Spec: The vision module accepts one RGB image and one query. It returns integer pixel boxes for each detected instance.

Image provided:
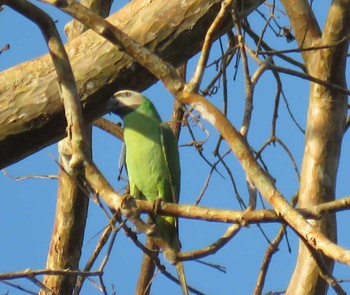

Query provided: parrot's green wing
[160,123,188,295]
[159,122,181,241]
[151,122,179,248]
[160,123,180,204]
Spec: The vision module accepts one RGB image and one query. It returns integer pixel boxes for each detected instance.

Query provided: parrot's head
[108,90,145,117]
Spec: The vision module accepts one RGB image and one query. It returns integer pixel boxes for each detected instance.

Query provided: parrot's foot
[120,193,134,209]
[119,194,142,221]
[153,198,163,214]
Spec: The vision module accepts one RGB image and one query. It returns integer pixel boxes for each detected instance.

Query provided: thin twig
[256,136,300,181]
[253,225,286,294]
[0,43,10,55]
[242,22,306,72]
[245,45,350,95]
[232,3,253,137]
[74,215,120,295]
[257,36,350,56]
[0,269,102,280]
[2,169,58,180]
[179,224,241,261]
[94,117,124,140]
[215,149,246,209]
[190,0,234,91]
[0,280,37,295]
[202,33,237,96]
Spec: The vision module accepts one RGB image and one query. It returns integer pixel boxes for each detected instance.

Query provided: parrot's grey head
[108,90,145,116]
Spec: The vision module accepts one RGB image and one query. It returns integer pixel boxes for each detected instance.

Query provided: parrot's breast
[124,117,171,201]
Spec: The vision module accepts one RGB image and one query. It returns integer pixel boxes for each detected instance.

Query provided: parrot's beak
[107,94,132,117]
[107,95,121,115]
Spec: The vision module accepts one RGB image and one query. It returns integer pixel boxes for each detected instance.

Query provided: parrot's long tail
[176,261,189,295]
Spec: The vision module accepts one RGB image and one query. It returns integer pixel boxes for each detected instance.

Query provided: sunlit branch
[41,0,183,93]
[2,169,58,180]
[133,195,350,224]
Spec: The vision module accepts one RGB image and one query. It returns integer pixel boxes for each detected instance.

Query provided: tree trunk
[282,0,350,293]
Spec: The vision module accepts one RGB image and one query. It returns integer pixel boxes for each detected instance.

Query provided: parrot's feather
[117,143,126,181]
[176,260,189,295]
[160,122,180,204]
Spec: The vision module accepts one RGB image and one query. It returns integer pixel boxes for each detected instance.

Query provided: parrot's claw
[153,198,163,214]
[119,194,140,219]
[120,194,132,208]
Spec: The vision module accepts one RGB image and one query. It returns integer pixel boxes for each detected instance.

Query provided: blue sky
[1,1,350,294]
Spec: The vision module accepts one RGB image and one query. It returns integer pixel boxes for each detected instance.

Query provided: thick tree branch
[0,0,238,168]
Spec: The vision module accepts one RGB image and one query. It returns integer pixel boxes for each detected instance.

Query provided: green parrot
[109,90,188,295]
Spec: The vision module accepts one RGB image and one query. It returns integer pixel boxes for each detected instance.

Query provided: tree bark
[281,0,350,294]
[0,0,240,169]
